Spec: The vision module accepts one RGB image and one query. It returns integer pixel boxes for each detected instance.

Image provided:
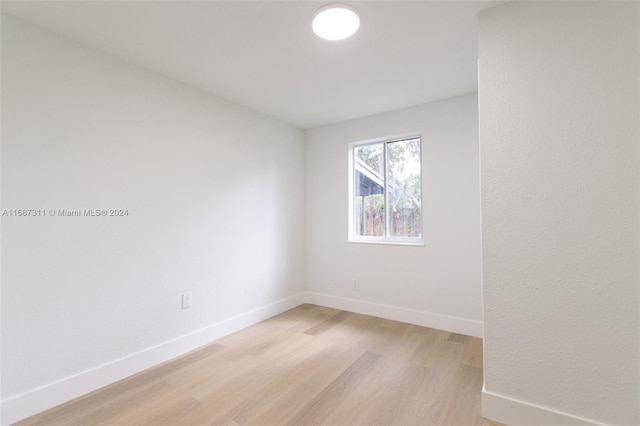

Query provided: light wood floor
[17,304,503,426]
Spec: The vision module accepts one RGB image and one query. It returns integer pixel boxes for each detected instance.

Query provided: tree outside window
[351,137,422,243]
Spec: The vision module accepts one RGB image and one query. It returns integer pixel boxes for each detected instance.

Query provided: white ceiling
[2,1,503,129]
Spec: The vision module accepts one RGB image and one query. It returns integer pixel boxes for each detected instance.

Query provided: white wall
[479,2,639,425]
[1,14,305,422]
[305,94,482,335]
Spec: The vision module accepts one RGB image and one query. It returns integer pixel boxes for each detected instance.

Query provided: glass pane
[354,143,384,236]
[387,138,421,238]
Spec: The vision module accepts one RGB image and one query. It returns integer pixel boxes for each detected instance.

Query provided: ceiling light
[312,4,360,41]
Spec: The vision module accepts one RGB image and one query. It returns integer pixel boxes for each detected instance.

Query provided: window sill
[348,239,425,247]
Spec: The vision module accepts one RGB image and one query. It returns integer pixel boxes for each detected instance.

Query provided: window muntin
[350,137,423,244]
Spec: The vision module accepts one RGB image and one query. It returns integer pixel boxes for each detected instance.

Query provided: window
[349,136,423,244]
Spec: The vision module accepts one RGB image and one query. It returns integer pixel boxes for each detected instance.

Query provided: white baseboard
[304,292,483,338]
[482,385,604,426]
[0,293,305,426]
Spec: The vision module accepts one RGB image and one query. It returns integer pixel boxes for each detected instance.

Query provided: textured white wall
[480,2,639,425]
[305,94,482,325]
[1,15,304,400]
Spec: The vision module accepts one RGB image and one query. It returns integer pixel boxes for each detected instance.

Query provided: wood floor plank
[309,354,414,426]
[362,363,444,425]
[365,319,430,363]
[448,332,469,344]
[261,304,337,332]
[16,305,502,426]
[284,351,383,426]
[16,380,171,426]
[409,328,465,369]
[96,388,201,426]
[303,310,353,336]
[462,336,484,368]
[437,364,485,426]
[213,341,363,425]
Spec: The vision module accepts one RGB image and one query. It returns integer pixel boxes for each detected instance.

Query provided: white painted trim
[482,385,605,426]
[304,292,483,338]
[0,293,305,426]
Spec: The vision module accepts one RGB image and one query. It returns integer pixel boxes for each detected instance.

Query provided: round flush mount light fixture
[312,4,360,41]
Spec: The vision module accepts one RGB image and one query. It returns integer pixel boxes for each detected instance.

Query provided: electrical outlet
[182,292,192,309]
[352,279,360,291]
